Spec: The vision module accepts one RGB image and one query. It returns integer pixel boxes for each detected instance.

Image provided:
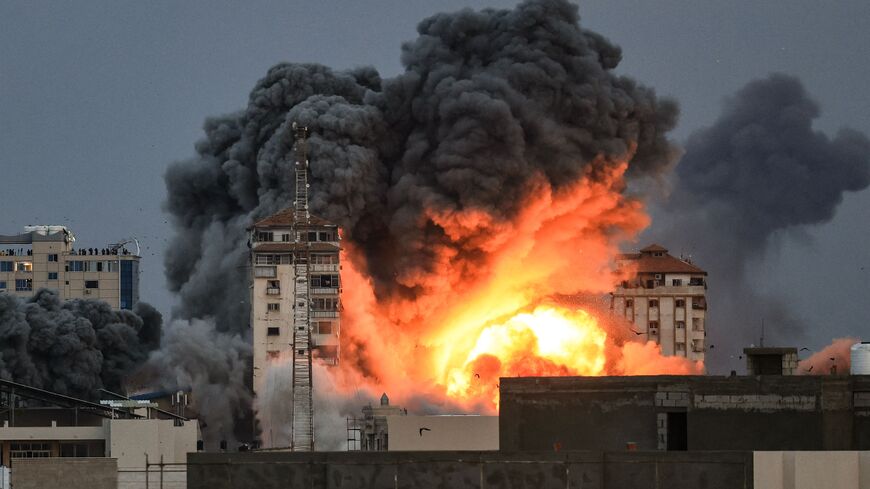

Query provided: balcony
[311,287,340,295]
[266,288,281,295]
[311,310,339,318]
[615,285,706,297]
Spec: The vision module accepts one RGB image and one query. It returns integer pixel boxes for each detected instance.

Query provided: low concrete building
[744,347,800,375]
[500,375,870,452]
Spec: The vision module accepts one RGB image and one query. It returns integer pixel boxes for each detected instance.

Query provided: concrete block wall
[693,394,817,411]
[11,457,117,489]
[187,451,753,489]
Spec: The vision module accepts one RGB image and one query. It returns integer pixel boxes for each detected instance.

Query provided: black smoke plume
[0,289,162,398]
[652,73,870,370]
[160,0,678,439]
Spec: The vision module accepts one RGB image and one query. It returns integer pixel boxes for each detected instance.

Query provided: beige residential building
[611,244,707,362]
[249,208,341,395]
[0,226,139,310]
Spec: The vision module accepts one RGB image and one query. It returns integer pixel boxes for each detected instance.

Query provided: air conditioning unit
[654,274,662,280]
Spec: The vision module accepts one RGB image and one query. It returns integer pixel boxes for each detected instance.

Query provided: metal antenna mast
[290,122,314,451]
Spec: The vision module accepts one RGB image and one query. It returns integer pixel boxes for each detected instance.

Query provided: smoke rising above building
[651,74,870,369]
[0,289,161,398]
[160,0,680,438]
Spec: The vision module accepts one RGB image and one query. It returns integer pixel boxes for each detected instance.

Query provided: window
[96,261,103,272]
[649,299,659,308]
[311,274,339,288]
[85,280,99,289]
[676,342,686,351]
[107,261,118,272]
[691,297,707,310]
[60,443,89,457]
[317,321,334,334]
[297,349,305,356]
[675,299,685,308]
[672,279,682,286]
[648,321,659,333]
[15,279,32,291]
[267,303,280,312]
[254,266,277,278]
[0,261,12,272]
[48,272,58,280]
[48,254,58,262]
[0,281,6,289]
[10,442,51,459]
[16,262,32,272]
[312,297,339,311]
[67,261,84,272]
[256,231,274,242]
[625,299,634,308]
[256,254,289,265]
[281,233,291,242]
[689,277,705,286]
[692,318,704,331]
[676,321,685,329]
[267,327,280,336]
[319,231,335,241]
[311,254,338,265]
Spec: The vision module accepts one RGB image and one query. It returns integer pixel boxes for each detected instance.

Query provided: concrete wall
[187,450,753,489]
[754,451,870,489]
[386,415,498,451]
[501,376,870,452]
[11,457,117,489]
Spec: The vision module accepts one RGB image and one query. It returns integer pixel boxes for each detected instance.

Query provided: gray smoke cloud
[160,0,678,440]
[0,289,161,398]
[651,73,870,370]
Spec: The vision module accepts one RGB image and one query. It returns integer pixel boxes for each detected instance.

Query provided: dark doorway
[667,412,688,451]
[752,355,784,375]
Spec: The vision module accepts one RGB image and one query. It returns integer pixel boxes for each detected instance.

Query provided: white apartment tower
[611,244,707,362]
[249,123,340,451]
[0,226,140,310]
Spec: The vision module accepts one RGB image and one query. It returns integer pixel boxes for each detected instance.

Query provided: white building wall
[753,451,870,489]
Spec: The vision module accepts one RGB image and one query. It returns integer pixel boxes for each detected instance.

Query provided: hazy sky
[2,1,868,354]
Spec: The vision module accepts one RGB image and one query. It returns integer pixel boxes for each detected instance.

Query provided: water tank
[850,342,870,375]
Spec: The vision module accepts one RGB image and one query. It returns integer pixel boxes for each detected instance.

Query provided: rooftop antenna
[760,318,765,347]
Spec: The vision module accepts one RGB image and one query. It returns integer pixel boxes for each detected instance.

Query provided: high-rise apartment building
[611,244,707,362]
[249,208,341,392]
[0,226,139,310]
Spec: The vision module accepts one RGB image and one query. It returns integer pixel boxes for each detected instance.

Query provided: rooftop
[618,243,706,275]
[252,207,336,228]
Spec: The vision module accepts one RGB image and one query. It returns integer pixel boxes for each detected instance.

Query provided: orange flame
[330,161,704,412]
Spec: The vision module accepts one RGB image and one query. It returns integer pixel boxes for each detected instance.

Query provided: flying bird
[629,328,645,336]
[807,366,814,372]
[419,427,431,436]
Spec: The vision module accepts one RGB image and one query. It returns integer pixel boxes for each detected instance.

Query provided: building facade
[0,226,139,310]
[611,244,707,362]
[249,208,341,396]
